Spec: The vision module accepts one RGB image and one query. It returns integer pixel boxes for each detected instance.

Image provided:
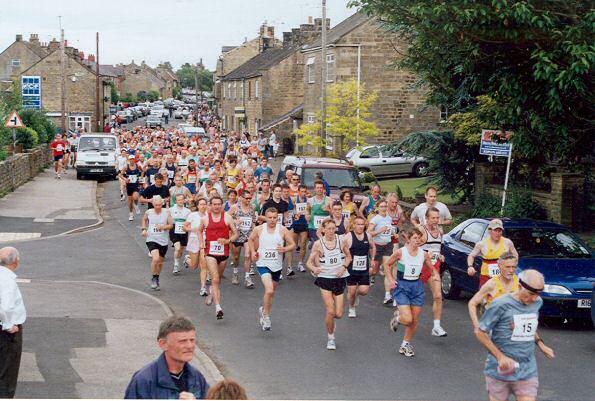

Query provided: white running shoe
[199,287,208,297]
[348,307,357,318]
[431,326,448,337]
[245,276,255,288]
[249,267,256,275]
[286,267,295,277]
[173,265,180,275]
[120,193,125,201]
[184,255,190,269]
[232,272,240,285]
[128,213,134,221]
[259,306,266,329]
[326,338,336,350]
[383,293,393,305]
[263,316,271,331]
[298,262,306,272]
[399,343,415,357]
[135,204,141,214]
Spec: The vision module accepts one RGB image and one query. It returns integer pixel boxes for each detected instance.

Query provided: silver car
[346,144,428,178]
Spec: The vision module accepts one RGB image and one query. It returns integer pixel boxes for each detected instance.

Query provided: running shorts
[374,243,393,261]
[314,277,346,296]
[126,184,140,196]
[393,279,425,306]
[147,241,168,257]
[257,266,282,282]
[485,376,538,400]
[169,232,188,246]
[346,274,370,287]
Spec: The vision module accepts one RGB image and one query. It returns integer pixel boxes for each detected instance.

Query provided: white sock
[328,333,335,340]
[174,258,180,267]
[434,320,441,329]
[385,291,391,298]
[233,268,239,274]
[245,272,250,278]
[215,304,222,311]
[401,340,409,348]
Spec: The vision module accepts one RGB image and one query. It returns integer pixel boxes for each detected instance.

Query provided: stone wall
[303,18,440,146]
[0,144,52,195]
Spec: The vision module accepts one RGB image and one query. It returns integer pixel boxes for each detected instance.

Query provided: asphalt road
[9,117,595,400]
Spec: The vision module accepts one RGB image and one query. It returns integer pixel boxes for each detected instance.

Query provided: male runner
[169,193,191,275]
[140,173,170,209]
[50,133,67,179]
[358,184,382,217]
[141,196,173,290]
[116,149,129,201]
[410,186,453,226]
[306,181,332,243]
[229,190,256,288]
[250,207,295,330]
[122,155,142,221]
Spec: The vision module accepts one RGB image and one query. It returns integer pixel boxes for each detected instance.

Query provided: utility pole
[95,32,101,132]
[194,63,199,127]
[60,18,66,133]
[320,0,328,156]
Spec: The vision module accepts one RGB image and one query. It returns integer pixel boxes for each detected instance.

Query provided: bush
[394,184,403,200]
[360,171,376,184]
[16,127,38,150]
[0,146,7,161]
[473,189,547,220]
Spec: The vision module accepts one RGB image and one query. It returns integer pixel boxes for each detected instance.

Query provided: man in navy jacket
[125,316,209,399]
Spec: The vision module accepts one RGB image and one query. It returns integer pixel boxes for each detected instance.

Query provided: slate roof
[221,46,237,53]
[82,61,124,77]
[302,12,369,51]
[223,46,297,80]
[261,103,303,131]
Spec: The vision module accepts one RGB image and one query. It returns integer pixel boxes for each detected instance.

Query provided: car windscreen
[78,137,116,151]
[505,227,592,259]
[303,167,361,190]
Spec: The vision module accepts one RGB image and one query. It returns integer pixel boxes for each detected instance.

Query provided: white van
[75,133,119,180]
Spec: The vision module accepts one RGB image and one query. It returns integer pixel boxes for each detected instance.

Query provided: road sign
[22,75,42,110]
[4,110,25,129]
[480,129,512,157]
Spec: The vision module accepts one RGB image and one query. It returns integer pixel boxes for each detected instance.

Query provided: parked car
[346,144,428,178]
[440,218,594,321]
[116,110,133,124]
[146,115,162,128]
[276,156,375,207]
[174,108,184,119]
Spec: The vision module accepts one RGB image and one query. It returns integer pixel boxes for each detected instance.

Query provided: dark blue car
[441,218,594,321]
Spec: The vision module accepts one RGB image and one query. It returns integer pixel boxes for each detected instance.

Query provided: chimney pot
[16,34,23,42]
[308,16,313,24]
[88,54,96,62]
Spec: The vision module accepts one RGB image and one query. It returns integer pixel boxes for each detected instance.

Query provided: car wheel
[413,162,429,177]
[441,265,461,300]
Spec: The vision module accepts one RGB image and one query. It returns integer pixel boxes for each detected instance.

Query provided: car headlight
[543,284,572,295]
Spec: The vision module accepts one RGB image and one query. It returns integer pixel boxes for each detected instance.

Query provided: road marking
[16,278,31,283]
[18,352,45,382]
[33,218,55,223]
[0,232,41,241]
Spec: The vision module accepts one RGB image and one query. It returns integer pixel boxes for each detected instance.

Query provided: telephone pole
[95,32,101,132]
[60,19,66,133]
[320,0,328,156]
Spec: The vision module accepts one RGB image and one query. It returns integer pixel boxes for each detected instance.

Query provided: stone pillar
[474,162,498,204]
[551,172,585,230]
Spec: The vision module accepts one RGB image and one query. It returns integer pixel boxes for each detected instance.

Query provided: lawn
[376,177,459,204]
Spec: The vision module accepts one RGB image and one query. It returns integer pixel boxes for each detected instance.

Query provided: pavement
[0,168,99,241]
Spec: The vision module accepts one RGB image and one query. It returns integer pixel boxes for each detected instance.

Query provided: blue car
[441,218,594,321]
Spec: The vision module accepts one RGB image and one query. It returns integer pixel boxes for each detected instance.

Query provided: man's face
[408,233,422,247]
[354,219,365,233]
[155,178,164,187]
[372,186,381,197]
[241,192,252,204]
[282,188,289,199]
[273,187,282,200]
[388,198,398,210]
[490,228,503,241]
[211,199,222,213]
[262,181,270,192]
[176,195,185,207]
[425,189,437,205]
[427,211,440,226]
[323,222,336,236]
[159,330,197,364]
[315,184,324,196]
[266,211,278,227]
[378,202,387,213]
[499,259,517,281]
[262,159,268,168]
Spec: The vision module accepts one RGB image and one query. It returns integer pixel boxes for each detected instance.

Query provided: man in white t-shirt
[410,186,453,226]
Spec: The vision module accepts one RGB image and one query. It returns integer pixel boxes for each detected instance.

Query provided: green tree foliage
[295,80,379,156]
[137,91,148,102]
[120,92,136,103]
[16,127,38,149]
[400,131,475,202]
[173,85,181,100]
[148,90,160,102]
[110,82,119,104]
[19,109,52,144]
[350,0,594,166]
[175,63,214,91]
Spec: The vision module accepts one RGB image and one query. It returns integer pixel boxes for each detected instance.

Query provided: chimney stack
[79,51,85,60]
[29,34,40,45]
[314,18,331,32]
[259,23,275,52]
[88,54,96,62]
[48,38,60,51]
[16,34,23,42]
[308,16,313,24]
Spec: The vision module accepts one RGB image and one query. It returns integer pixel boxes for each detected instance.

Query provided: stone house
[219,21,324,137]
[0,34,48,82]
[155,63,178,99]
[19,43,112,132]
[118,61,167,99]
[302,12,440,147]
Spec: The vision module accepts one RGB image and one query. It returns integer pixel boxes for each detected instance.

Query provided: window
[240,82,244,100]
[307,115,316,124]
[440,105,449,122]
[10,59,20,68]
[255,80,260,99]
[223,84,226,99]
[68,115,91,133]
[227,83,231,100]
[248,81,252,99]
[459,222,487,248]
[233,82,237,100]
[326,54,335,82]
[360,147,380,159]
[307,57,315,83]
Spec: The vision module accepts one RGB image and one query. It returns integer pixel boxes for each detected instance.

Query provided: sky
[0,0,355,71]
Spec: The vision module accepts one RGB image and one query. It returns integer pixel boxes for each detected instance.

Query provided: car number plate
[577,299,591,308]
[90,169,103,173]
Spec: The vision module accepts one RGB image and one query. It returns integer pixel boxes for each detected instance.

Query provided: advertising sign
[480,129,512,157]
[21,75,42,110]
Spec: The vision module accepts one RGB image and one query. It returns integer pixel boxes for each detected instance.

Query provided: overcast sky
[0,0,355,71]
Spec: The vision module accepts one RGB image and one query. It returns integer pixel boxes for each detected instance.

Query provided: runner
[307,220,352,350]
[184,198,210,296]
[475,269,555,401]
[339,190,360,222]
[50,133,67,179]
[386,192,404,251]
[197,196,239,319]
[280,184,296,276]
[249,207,296,330]
[307,181,332,243]
[169,175,192,207]
[386,227,434,357]
[140,173,170,209]
[410,186,453,226]
[229,191,257,288]
[169,193,191,275]
[116,149,129,201]
[358,184,382,217]
[468,252,520,329]
[122,155,142,221]
[368,199,396,296]
[291,184,309,272]
[467,219,519,287]
[343,216,375,318]
[141,196,173,291]
[418,206,447,337]
[185,159,199,194]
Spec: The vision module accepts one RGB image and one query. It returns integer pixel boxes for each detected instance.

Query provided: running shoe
[173,265,180,275]
[245,276,255,288]
[348,307,357,318]
[279,273,284,281]
[249,266,256,275]
[287,267,295,277]
[389,309,400,333]
[326,338,336,350]
[128,214,134,221]
[431,326,448,337]
[216,308,224,320]
[370,276,375,286]
[298,262,306,272]
[135,204,141,214]
[120,193,125,201]
[258,306,265,328]
[184,255,190,269]
[383,293,393,305]
[263,316,271,331]
[399,343,415,357]
[206,277,211,285]
[199,287,208,297]
[150,277,160,291]
[57,174,61,179]
[232,272,240,285]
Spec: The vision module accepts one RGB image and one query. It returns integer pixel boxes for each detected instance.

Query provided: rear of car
[146,116,162,128]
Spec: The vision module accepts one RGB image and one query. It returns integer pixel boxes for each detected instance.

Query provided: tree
[137,91,148,102]
[120,92,136,103]
[175,63,214,91]
[148,90,160,102]
[350,0,594,166]
[110,82,119,104]
[295,80,379,156]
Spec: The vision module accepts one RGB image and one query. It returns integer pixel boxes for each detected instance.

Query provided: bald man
[0,247,26,398]
[475,269,555,401]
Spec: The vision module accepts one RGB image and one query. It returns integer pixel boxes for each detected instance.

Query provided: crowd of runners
[84,105,555,400]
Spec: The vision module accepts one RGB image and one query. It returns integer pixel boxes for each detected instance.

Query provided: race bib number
[314,215,326,229]
[149,175,156,185]
[251,152,257,158]
[174,222,185,234]
[379,225,392,242]
[325,249,343,269]
[352,255,368,271]
[511,313,538,342]
[228,176,236,183]
[148,224,162,234]
[187,175,197,184]
[56,144,63,151]
[296,203,307,214]
[263,248,278,261]
[285,212,293,227]
[128,175,138,184]
[430,252,440,265]
[239,216,253,230]
[209,241,224,256]
[488,263,500,277]
[168,170,175,179]
[342,211,351,221]
[403,261,423,280]
[277,214,284,225]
